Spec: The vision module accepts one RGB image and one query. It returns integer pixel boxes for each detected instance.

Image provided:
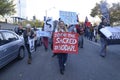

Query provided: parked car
[0,30,25,69]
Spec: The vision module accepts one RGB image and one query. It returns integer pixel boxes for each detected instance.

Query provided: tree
[90,3,101,17]
[0,0,16,16]
[110,3,120,25]
[21,19,44,28]
[90,1,120,25]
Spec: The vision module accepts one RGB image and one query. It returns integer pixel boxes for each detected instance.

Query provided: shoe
[28,58,31,64]
[100,55,106,58]
[63,66,65,71]
[60,69,64,75]
[80,46,83,48]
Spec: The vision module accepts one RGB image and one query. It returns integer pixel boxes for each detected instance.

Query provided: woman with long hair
[56,21,68,75]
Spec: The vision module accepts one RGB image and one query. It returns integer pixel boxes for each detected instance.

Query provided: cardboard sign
[28,38,35,53]
[59,11,78,25]
[37,31,51,38]
[100,1,110,23]
[53,32,79,54]
[44,17,53,32]
[100,26,120,39]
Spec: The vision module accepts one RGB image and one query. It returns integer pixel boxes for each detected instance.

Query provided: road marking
[85,39,100,47]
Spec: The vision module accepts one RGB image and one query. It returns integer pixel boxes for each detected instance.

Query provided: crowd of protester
[11,16,110,75]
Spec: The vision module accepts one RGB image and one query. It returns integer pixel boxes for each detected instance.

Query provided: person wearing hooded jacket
[98,17,110,57]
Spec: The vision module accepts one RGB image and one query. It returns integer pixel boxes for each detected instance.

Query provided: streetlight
[18,0,21,18]
[45,7,55,19]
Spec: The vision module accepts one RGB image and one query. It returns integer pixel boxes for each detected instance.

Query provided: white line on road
[85,39,101,47]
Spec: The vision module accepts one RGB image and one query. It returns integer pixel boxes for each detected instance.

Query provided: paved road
[0,39,120,80]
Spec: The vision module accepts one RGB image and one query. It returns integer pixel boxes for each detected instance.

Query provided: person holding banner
[98,17,109,57]
[23,24,35,64]
[56,21,68,75]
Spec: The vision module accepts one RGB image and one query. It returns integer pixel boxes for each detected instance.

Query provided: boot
[60,69,64,75]
[28,58,31,64]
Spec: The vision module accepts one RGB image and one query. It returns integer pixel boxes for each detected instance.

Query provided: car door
[0,32,6,68]
[1,31,19,66]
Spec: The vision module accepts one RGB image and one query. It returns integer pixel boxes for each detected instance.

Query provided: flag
[85,16,88,23]
[76,14,79,22]
[100,1,110,24]
[84,16,88,26]
[84,16,91,27]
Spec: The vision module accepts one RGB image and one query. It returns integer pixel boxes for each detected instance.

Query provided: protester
[33,26,37,51]
[42,24,49,51]
[14,23,24,36]
[43,37,48,51]
[94,25,98,42]
[98,17,109,57]
[54,21,68,75]
[79,23,85,48]
[23,24,35,64]
[76,23,84,48]
[89,25,94,41]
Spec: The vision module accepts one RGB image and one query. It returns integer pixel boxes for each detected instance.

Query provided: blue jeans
[100,38,107,56]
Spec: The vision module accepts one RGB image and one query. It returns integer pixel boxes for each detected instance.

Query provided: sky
[22,0,119,22]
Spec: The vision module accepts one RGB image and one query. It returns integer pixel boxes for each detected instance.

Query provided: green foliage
[90,1,120,26]
[0,0,16,16]
[90,3,101,17]
[21,20,44,28]
[110,3,120,25]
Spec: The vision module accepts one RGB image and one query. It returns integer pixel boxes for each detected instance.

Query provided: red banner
[53,32,79,54]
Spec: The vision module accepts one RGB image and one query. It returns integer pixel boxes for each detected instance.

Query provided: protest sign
[44,17,53,32]
[100,26,120,39]
[28,38,35,53]
[100,1,110,23]
[100,26,120,45]
[59,11,78,25]
[53,32,79,54]
[37,31,51,38]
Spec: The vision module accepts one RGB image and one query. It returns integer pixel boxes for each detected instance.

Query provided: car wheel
[18,47,25,59]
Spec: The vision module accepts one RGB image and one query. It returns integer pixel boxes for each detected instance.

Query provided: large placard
[53,32,79,54]
[59,11,78,25]
[100,26,120,39]
[44,17,53,32]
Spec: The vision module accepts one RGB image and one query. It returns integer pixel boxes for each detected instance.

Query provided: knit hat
[26,24,31,28]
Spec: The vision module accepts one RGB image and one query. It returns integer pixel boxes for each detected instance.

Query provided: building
[14,0,27,19]
[12,0,27,23]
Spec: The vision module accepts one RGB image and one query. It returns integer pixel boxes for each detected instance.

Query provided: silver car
[0,30,25,69]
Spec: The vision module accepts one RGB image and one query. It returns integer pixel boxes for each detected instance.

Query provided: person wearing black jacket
[76,24,84,48]
[23,24,35,64]
[15,23,24,36]
[98,17,109,57]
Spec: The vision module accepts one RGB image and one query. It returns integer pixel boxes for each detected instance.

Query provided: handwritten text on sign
[53,32,79,54]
